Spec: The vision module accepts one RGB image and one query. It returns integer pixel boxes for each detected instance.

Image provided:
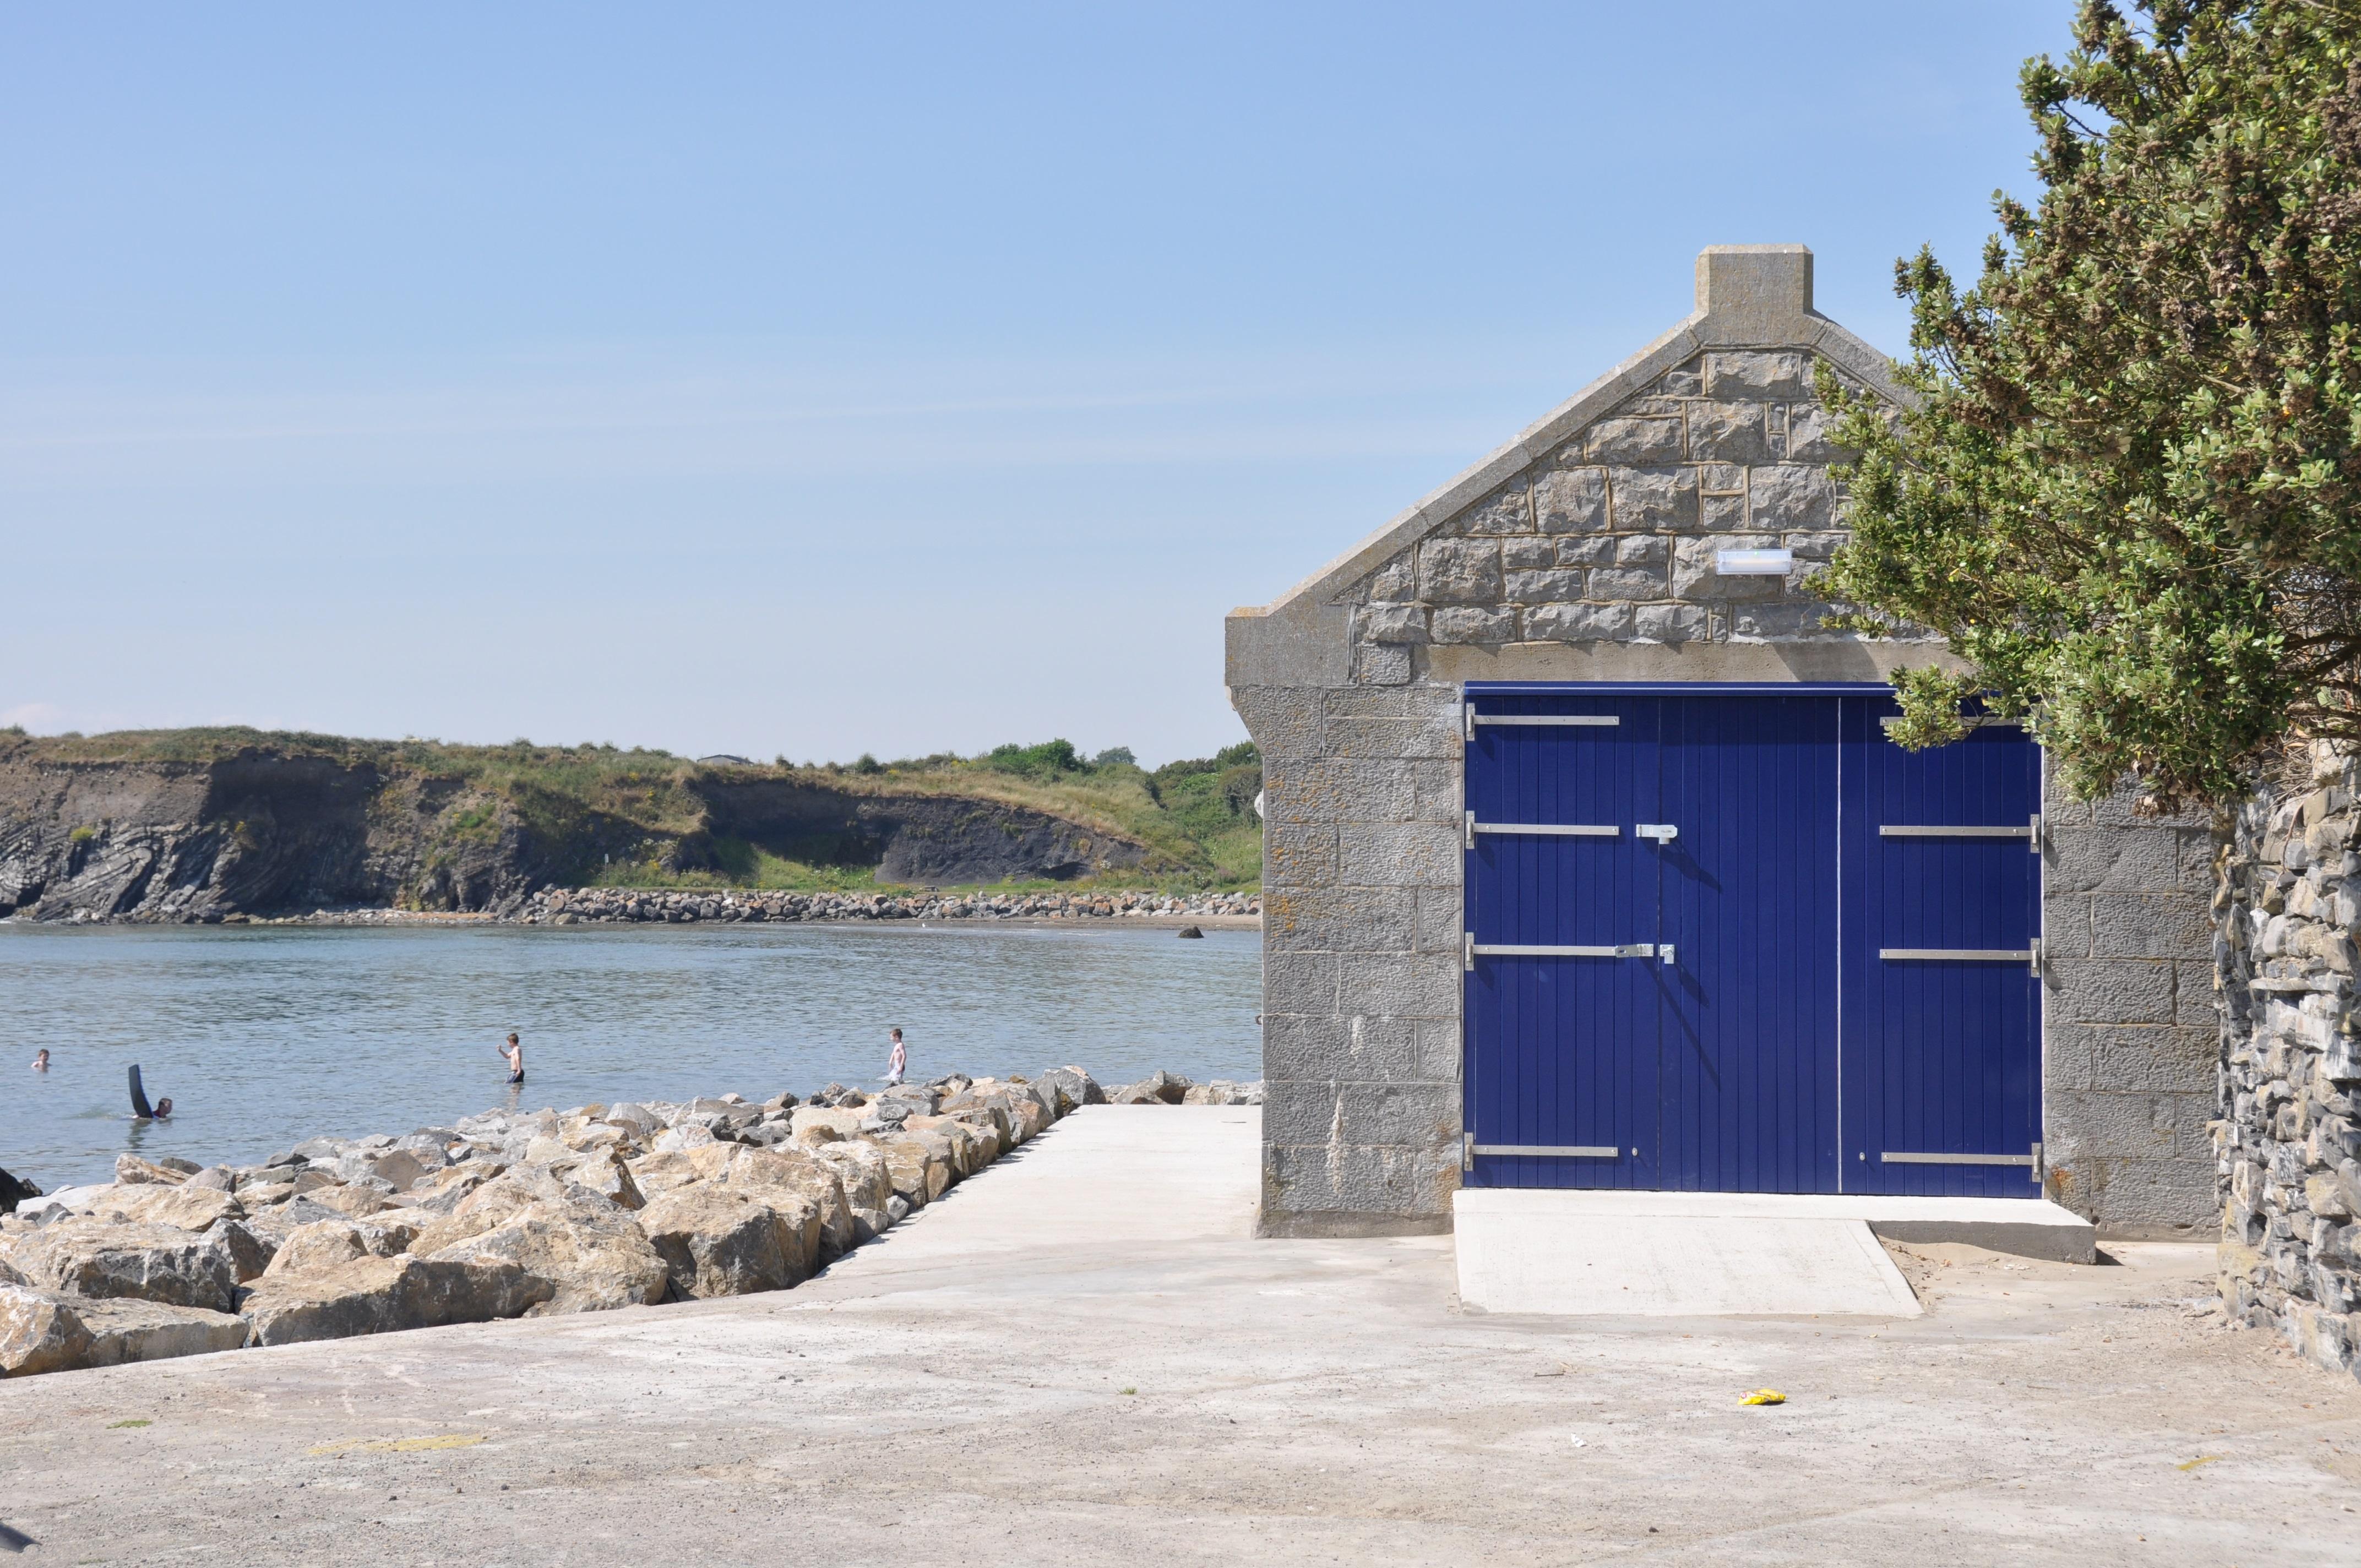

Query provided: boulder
[702,1147,837,1267]
[542,1149,645,1211]
[0,1284,93,1377]
[941,1092,1015,1145]
[237,1255,550,1346]
[183,1166,238,1193]
[114,1153,192,1186]
[425,1205,668,1315]
[625,1150,704,1200]
[849,1206,893,1243]
[211,1219,279,1283]
[407,1166,613,1256]
[306,1183,393,1219]
[1036,1067,1105,1114]
[787,1106,870,1141]
[907,1115,998,1175]
[265,1221,375,1276]
[401,1164,498,1215]
[650,1124,720,1155]
[0,1220,240,1312]
[809,1142,894,1213]
[362,1149,430,1193]
[77,1298,248,1368]
[84,1183,246,1233]
[635,1186,796,1299]
[235,1196,357,1244]
[872,1133,955,1206]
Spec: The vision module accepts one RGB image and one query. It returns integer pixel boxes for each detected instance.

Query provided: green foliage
[1822,1,2361,808]
[985,738,1085,777]
[67,825,96,845]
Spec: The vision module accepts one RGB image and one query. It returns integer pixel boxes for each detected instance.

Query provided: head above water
[31,1049,47,1068]
[153,1097,172,1118]
[507,1032,519,1045]
[890,1027,902,1041]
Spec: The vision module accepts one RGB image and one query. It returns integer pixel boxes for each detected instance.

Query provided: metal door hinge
[1462,703,1475,742]
[1464,809,1475,850]
[2030,812,2044,854]
[1463,930,1475,972]
[1461,1131,1474,1172]
[1658,943,1677,966]
[1636,823,1678,843]
[2028,938,2044,977]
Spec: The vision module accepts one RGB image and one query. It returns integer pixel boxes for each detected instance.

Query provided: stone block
[2088,1026,2218,1091]
[1633,603,1711,644]
[1452,478,1533,536]
[2091,893,2213,959]
[1788,402,1856,464]
[1702,493,1748,530]
[1429,607,1517,645]
[1325,716,1460,760]
[1357,602,1428,645]
[1335,952,1462,1018]
[1608,466,1698,531]
[2044,1023,2099,1092]
[1338,823,1462,888]
[2047,1090,2180,1158]
[1534,467,1608,532]
[1695,461,1747,494]
[1265,1082,1461,1149]
[1326,685,1440,718]
[1352,642,1412,685]
[2175,960,2218,1026]
[1586,417,1684,466]
[1614,535,1669,567]
[1418,538,1503,604]
[1672,535,1785,601]
[2047,957,2177,1025]
[2046,826,2182,894]
[1368,554,1416,601]
[1263,1014,1418,1081]
[1502,536,1556,570]
[1525,602,1633,641]
[1688,401,1772,463]
[1265,758,1414,825]
[1783,530,1848,560]
[1264,823,1337,886]
[1649,363,1702,397]
[1262,886,1415,954]
[1264,952,1340,1016]
[1231,687,1324,758]
[1555,536,1615,566]
[1587,565,1671,600]
[1504,568,1586,604]
[1705,350,1814,400]
[1749,465,1835,529]
[1416,1018,1464,1080]
[1262,1141,1460,1223]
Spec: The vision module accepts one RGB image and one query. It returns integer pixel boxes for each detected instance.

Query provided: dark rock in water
[0,1166,43,1216]
[1177,925,1204,938]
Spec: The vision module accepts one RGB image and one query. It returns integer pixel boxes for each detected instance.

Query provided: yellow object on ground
[1740,1389,1786,1406]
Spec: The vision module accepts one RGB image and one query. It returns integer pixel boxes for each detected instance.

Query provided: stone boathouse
[1226,246,2216,1241]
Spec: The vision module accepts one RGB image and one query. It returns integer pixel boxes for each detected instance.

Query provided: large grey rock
[873,1133,955,1206]
[426,1205,668,1315]
[635,1185,795,1299]
[0,1284,93,1377]
[114,1154,191,1187]
[809,1142,894,1213]
[1111,1070,1192,1106]
[77,1298,248,1368]
[1036,1068,1104,1115]
[83,1183,246,1233]
[0,1220,240,1312]
[237,1255,549,1346]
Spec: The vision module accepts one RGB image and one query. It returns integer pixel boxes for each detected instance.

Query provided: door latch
[1658,943,1677,966]
[1636,823,1678,843]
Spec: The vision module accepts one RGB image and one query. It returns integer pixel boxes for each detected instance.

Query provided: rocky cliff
[0,735,1149,922]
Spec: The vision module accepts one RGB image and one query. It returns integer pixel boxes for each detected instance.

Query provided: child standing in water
[884,1027,906,1086]
[499,1032,524,1084]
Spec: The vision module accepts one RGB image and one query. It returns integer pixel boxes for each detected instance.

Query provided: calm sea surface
[0,921,1263,1191]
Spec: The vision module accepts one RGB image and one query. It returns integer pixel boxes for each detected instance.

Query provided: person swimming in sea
[127,1064,172,1120]
[30,1049,47,1071]
[498,1032,524,1084]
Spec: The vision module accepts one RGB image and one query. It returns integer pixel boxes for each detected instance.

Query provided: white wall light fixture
[1713,547,1793,576]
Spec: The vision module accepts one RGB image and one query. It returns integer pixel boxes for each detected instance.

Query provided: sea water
[0,921,1263,1191]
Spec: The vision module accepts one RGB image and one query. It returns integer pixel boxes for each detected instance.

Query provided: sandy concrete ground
[3,1107,2356,1566]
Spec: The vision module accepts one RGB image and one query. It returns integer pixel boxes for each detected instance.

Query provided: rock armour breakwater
[0,1066,1263,1378]
[516,887,1261,926]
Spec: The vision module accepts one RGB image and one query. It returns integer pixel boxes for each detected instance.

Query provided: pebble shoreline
[0,1066,1260,1379]
[48,888,1267,928]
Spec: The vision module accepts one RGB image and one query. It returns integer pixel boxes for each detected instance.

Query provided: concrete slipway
[2,1108,2357,1565]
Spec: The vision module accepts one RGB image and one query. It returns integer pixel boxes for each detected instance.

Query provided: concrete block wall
[2040,767,2218,1234]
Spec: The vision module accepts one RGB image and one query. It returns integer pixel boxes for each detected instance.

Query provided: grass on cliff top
[0,727,1264,890]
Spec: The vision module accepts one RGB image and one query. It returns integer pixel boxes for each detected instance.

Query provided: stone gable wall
[1336,350,1881,687]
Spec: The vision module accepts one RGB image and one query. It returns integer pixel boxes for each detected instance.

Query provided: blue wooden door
[1657,694,1842,1194]
[1838,700,2044,1194]
[1462,693,1663,1190]
[1461,684,2043,1197]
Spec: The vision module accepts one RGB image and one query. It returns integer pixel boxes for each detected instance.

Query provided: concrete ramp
[1455,1190,1933,1316]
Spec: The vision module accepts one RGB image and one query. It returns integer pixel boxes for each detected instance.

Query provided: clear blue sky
[3,2,2067,766]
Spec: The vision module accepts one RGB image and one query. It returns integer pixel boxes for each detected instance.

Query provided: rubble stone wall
[2213,740,2361,1383]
